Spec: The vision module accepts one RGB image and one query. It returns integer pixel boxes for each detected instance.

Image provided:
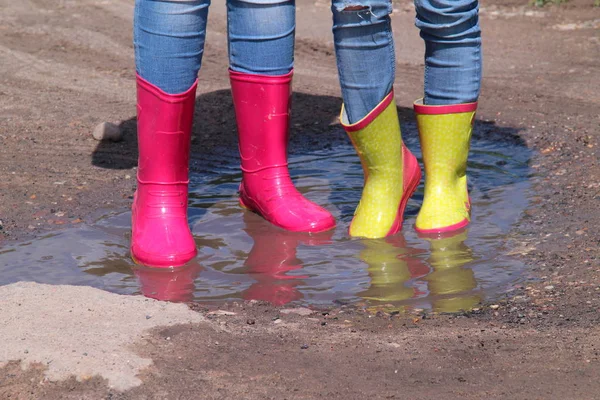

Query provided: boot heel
[386,147,422,236]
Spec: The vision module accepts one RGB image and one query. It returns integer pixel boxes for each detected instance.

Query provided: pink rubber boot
[131,75,198,267]
[229,70,336,233]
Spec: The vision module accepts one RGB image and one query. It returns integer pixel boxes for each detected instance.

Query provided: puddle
[0,126,532,312]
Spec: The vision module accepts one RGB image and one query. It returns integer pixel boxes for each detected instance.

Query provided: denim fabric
[134,0,294,94]
[332,0,481,123]
[227,0,295,76]
[134,0,210,94]
[415,0,482,106]
[134,0,481,120]
[331,0,395,124]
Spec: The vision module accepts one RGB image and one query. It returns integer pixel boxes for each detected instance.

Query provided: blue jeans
[333,0,481,122]
[134,0,481,123]
[134,0,295,94]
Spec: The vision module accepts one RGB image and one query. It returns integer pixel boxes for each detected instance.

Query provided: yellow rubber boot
[414,100,477,235]
[341,91,422,239]
[422,230,480,312]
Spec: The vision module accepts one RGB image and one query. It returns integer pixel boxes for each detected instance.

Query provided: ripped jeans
[134,0,481,124]
[333,0,481,122]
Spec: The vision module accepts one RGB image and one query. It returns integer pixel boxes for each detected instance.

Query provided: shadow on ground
[91,89,528,173]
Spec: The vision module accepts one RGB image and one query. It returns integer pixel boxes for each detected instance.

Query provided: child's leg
[413,0,481,235]
[415,0,481,105]
[227,0,295,76]
[131,0,210,267]
[134,0,209,93]
[228,0,336,233]
[331,0,395,124]
[332,1,420,239]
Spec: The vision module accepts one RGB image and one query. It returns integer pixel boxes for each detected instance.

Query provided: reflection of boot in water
[422,229,480,312]
[359,235,430,303]
[134,261,202,303]
[242,213,333,306]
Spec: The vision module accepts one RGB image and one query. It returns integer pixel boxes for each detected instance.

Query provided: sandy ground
[0,282,205,391]
[0,0,599,398]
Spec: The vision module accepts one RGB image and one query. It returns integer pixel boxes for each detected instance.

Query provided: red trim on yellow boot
[413,99,477,115]
[384,146,422,237]
[342,91,395,132]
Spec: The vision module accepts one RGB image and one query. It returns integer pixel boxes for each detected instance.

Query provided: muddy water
[0,129,532,312]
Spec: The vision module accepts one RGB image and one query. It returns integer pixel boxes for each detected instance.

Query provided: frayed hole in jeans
[342,5,369,11]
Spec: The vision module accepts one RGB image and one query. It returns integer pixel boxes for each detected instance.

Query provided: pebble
[207,310,237,316]
[545,285,555,290]
[280,307,314,316]
[301,344,309,350]
[490,304,500,310]
[92,122,123,142]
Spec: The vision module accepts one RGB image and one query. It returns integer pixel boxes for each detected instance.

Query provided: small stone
[544,285,555,291]
[246,319,256,325]
[273,319,282,324]
[24,350,29,354]
[490,304,500,310]
[27,225,35,230]
[145,315,152,320]
[300,344,309,350]
[207,310,237,316]
[92,122,123,142]
[280,307,314,316]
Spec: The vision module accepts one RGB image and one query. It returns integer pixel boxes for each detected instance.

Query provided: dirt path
[1,0,599,398]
